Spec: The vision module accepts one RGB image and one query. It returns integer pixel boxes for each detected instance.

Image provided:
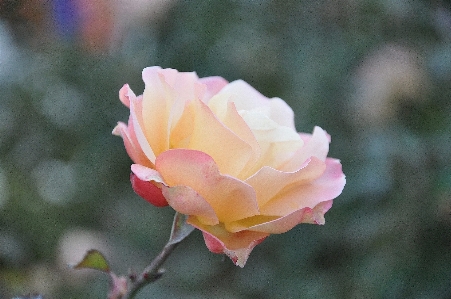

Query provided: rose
[113,67,345,267]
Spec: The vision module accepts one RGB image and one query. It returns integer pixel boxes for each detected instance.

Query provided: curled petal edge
[130,172,168,207]
[130,164,168,207]
[188,216,268,267]
[161,185,219,226]
[113,120,151,167]
[225,199,333,234]
[119,84,131,108]
[201,229,268,268]
[131,164,219,225]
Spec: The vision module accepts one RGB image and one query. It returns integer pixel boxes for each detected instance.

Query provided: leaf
[72,249,110,273]
[167,212,195,245]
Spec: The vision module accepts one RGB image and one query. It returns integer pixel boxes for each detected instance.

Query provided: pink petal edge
[201,229,267,268]
[130,171,168,207]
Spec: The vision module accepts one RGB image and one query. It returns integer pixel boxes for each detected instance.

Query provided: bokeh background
[1,0,451,298]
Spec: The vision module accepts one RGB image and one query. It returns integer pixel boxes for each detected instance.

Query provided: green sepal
[167,212,195,245]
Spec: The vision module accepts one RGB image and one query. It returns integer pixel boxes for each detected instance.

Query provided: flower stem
[123,240,181,299]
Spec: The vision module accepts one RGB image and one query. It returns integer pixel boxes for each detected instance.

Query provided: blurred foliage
[0,0,451,298]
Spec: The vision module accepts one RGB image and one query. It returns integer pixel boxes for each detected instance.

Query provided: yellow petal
[208,95,261,178]
[169,100,195,149]
[141,67,173,156]
[156,149,259,223]
[112,121,152,167]
[225,209,306,234]
[260,158,345,216]
[246,157,326,208]
[187,99,254,177]
[128,89,156,163]
[161,185,219,226]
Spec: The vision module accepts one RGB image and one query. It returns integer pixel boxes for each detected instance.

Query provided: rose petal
[208,97,261,178]
[169,100,194,148]
[279,126,330,172]
[119,84,131,108]
[225,200,333,233]
[155,149,259,223]
[112,120,152,167]
[187,99,254,176]
[189,217,268,267]
[141,68,222,158]
[216,80,267,111]
[130,171,167,207]
[225,208,306,234]
[216,80,296,129]
[260,158,345,216]
[163,69,206,133]
[131,164,165,183]
[199,76,228,103]
[267,97,296,130]
[161,185,219,226]
[140,67,173,156]
[239,110,303,171]
[246,157,326,208]
[128,88,157,163]
[299,200,333,225]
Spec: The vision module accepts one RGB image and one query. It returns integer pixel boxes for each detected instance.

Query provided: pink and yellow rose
[113,67,345,267]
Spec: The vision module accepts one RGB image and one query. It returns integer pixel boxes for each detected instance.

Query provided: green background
[1,0,450,298]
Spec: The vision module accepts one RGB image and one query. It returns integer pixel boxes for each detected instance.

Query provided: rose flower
[113,67,345,267]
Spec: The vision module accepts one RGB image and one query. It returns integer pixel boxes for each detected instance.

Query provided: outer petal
[225,209,306,234]
[130,173,167,207]
[128,88,157,163]
[141,67,206,156]
[246,157,326,208]
[140,67,174,156]
[199,76,228,103]
[119,84,131,108]
[161,185,219,226]
[279,126,330,172]
[299,200,333,225]
[260,158,345,216]
[189,217,268,268]
[155,149,260,223]
[225,200,333,234]
[112,119,152,167]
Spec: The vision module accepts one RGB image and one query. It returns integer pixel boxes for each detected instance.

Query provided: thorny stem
[122,241,181,299]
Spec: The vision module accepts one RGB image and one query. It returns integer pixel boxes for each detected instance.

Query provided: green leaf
[167,212,195,245]
[72,249,110,273]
